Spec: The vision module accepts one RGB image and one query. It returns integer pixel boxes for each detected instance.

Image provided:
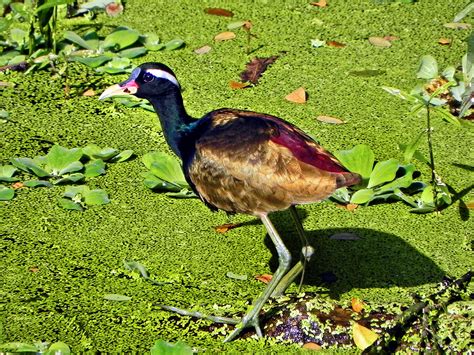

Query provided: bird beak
[99,81,139,100]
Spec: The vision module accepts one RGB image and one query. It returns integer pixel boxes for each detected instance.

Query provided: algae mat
[1,0,473,352]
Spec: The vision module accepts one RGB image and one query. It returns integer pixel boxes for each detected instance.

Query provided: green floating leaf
[142,152,188,187]
[334,144,374,181]
[64,30,95,50]
[109,150,134,163]
[367,159,399,188]
[226,272,248,281]
[59,198,83,211]
[150,340,193,355]
[23,180,53,188]
[44,145,83,176]
[102,28,140,50]
[119,47,147,59]
[84,159,106,177]
[0,342,38,352]
[123,260,150,279]
[142,33,164,51]
[104,294,132,301]
[228,21,247,30]
[83,189,110,205]
[417,55,438,80]
[0,165,18,182]
[94,147,119,161]
[53,173,85,185]
[70,55,112,68]
[164,39,184,51]
[11,157,50,178]
[166,188,196,199]
[376,164,416,194]
[350,188,375,204]
[45,342,71,355]
[36,0,75,13]
[0,185,15,201]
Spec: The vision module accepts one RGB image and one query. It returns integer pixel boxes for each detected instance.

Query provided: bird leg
[270,206,315,298]
[223,213,291,342]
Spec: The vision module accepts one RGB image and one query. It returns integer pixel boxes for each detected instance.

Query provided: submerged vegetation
[1,0,472,353]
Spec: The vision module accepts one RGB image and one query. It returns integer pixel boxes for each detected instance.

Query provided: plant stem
[425,103,439,211]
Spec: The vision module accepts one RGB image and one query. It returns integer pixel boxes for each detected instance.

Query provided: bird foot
[223,313,263,342]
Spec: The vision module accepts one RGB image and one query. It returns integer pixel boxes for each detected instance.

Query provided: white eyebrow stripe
[145,69,180,87]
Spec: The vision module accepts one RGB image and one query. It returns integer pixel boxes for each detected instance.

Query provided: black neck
[147,88,193,158]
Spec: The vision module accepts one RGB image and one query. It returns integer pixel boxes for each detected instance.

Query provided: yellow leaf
[316,115,345,124]
[353,323,379,350]
[302,342,321,350]
[255,274,273,284]
[285,87,307,103]
[229,80,251,90]
[368,36,392,48]
[351,298,365,313]
[214,31,236,42]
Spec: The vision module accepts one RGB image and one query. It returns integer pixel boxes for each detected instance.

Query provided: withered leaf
[240,56,278,84]
[368,37,392,48]
[214,223,242,234]
[383,35,399,41]
[302,342,322,350]
[204,8,234,17]
[82,89,96,96]
[438,38,451,45]
[336,203,358,211]
[466,200,474,209]
[285,87,307,104]
[214,31,236,42]
[443,22,471,30]
[316,115,345,124]
[29,266,40,273]
[12,182,24,189]
[351,298,365,313]
[353,323,379,350]
[229,80,251,89]
[310,0,327,7]
[327,40,345,48]
[255,274,272,284]
[194,45,212,55]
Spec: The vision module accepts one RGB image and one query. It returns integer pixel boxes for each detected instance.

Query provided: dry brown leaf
[327,40,345,48]
[240,56,279,84]
[383,35,399,41]
[29,266,39,273]
[194,45,212,55]
[214,32,236,42]
[214,223,241,234]
[353,323,379,350]
[285,87,307,104]
[255,274,273,284]
[82,89,96,96]
[368,37,392,48]
[229,80,251,89]
[316,115,345,124]
[205,8,234,17]
[438,38,451,45]
[310,0,327,7]
[302,342,322,350]
[466,201,474,209]
[12,182,24,189]
[351,298,365,313]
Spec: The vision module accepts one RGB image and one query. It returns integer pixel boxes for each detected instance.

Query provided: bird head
[99,62,180,100]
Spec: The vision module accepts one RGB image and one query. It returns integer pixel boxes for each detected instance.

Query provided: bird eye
[143,72,155,83]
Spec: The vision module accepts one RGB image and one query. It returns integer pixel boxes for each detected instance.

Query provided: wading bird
[100,63,361,342]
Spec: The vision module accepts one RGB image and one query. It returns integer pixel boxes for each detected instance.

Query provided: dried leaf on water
[205,8,234,17]
[302,342,322,350]
[336,203,358,211]
[285,87,307,103]
[255,274,272,284]
[240,56,279,84]
[310,0,327,7]
[438,38,451,45]
[368,37,392,48]
[11,182,24,189]
[316,115,345,124]
[82,89,95,96]
[351,298,365,313]
[229,80,250,89]
[194,45,212,55]
[353,323,379,350]
[214,32,236,42]
[214,223,242,233]
[327,40,345,48]
[443,22,471,30]
[383,35,399,41]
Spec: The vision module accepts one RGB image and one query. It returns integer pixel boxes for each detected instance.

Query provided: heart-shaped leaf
[0,185,15,201]
[350,188,375,204]
[102,28,140,50]
[417,55,438,80]
[142,152,187,187]
[44,145,83,176]
[334,144,374,181]
[367,159,399,188]
[84,159,106,177]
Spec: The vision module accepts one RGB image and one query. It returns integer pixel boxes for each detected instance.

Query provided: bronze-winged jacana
[100,62,361,342]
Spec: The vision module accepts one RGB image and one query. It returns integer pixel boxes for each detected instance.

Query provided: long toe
[223,314,262,342]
